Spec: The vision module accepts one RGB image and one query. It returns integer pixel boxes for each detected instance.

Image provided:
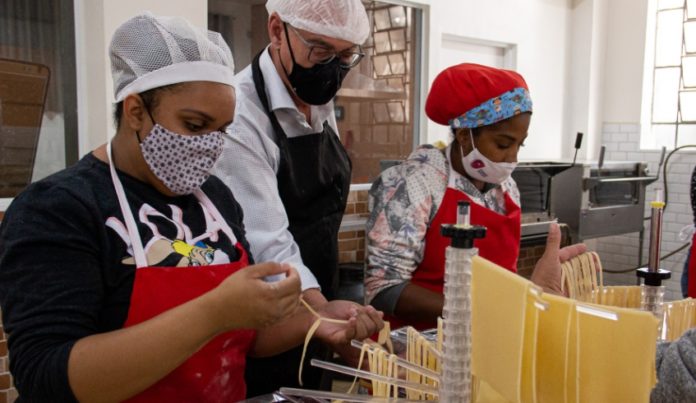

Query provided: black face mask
[281,24,350,106]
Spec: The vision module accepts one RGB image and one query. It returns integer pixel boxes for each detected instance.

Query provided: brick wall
[518,245,548,279]
[336,97,414,184]
[0,314,16,403]
[517,225,573,280]
[0,211,16,402]
[338,189,369,264]
[334,2,417,184]
[592,123,696,301]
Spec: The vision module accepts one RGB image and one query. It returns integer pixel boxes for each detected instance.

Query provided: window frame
[640,0,696,150]
[0,0,79,210]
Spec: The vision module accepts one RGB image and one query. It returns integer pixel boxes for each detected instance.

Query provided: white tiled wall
[591,123,696,301]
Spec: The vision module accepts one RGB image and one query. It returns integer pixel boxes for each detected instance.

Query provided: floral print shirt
[365,145,520,310]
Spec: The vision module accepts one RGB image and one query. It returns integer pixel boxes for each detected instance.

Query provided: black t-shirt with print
[0,153,252,402]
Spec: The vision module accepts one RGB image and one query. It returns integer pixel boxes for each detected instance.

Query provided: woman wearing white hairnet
[211,0,372,395]
[0,13,381,402]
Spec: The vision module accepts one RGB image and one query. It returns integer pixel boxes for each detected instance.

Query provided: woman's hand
[204,262,301,332]
[531,223,587,295]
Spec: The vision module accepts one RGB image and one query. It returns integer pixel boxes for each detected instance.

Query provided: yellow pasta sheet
[471,255,531,403]
[521,291,543,403]
[471,256,659,403]
[536,293,575,403]
[475,379,511,403]
[575,303,658,403]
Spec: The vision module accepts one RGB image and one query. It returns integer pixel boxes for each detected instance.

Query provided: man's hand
[311,301,384,344]
[309,300,384,367]
[530,223,587,295]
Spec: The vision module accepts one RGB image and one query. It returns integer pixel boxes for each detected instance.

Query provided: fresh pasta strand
[297,297,350,386]
[662,298,696,341]
[403,326,442,400]
[345,322,394,394]
[562,251,604,301]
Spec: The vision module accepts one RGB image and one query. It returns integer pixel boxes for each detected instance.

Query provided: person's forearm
[302,288,327,307]
[68,293,223,402]
[393,283,444,325]
[250,288,325,357]
[250,303,314,357]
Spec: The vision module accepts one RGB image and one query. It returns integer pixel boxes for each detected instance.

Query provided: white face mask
[460,129,517,184]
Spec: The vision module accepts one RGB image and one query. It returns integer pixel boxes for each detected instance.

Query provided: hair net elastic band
[449,87,533,129]
[287,20,369,44]
[114,61,235,102]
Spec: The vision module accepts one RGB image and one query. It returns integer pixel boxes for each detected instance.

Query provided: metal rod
[648,190,665,272]
[279,387,427,402]
[637,228,645,285]
[309,359,439,396]
[350,340,441,381]
[456,201,470,227]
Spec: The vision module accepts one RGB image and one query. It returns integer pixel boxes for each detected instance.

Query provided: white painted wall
[560,0,649,158]
[564,0,594,160]
[73,0,208,157]
[68,0,575,161]
[408,0,572,160]
[601,0,649,124]
[560,0,650,156]
[208,0,254,71]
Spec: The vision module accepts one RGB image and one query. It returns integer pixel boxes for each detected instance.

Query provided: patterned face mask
[460,129,517,184]
[139,124,224,195]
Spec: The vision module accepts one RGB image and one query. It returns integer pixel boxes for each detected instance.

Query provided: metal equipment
[512,160,655,244]
[636,189,671,339]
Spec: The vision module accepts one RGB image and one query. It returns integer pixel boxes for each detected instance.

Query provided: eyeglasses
[286,24,365,68]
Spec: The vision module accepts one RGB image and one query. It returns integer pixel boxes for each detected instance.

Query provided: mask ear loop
[136,98,157,144]
[280,23,299,79]
[459,128,476,161]
[468,128,477,151]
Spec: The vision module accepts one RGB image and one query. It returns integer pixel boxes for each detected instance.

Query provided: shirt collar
[259,47,297,112]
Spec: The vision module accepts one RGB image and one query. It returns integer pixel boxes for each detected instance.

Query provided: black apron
[245,50,351,396]
[250,50,351,299]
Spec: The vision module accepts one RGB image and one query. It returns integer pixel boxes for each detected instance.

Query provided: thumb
[543,222,561,261]
[245,262,292,279]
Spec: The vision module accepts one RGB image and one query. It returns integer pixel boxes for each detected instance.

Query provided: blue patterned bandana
[450,87,533,129]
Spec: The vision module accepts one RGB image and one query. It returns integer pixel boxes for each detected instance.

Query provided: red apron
[107,143,255,402]
[687,233,696,297]
[386,181,521,330]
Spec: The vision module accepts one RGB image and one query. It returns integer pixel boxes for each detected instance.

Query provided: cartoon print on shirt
[171,240,216,266]
[107,200,234,267]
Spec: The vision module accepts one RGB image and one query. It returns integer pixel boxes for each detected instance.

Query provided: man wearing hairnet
[212,0,371,395]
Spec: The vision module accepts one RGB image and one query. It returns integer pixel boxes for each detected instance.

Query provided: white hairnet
[110,12,235,102]
[266,0,370,45]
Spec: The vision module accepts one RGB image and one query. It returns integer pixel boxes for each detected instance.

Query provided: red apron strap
[688,233,696,298]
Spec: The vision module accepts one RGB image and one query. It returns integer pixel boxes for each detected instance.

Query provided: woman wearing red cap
[365,63,586,329]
